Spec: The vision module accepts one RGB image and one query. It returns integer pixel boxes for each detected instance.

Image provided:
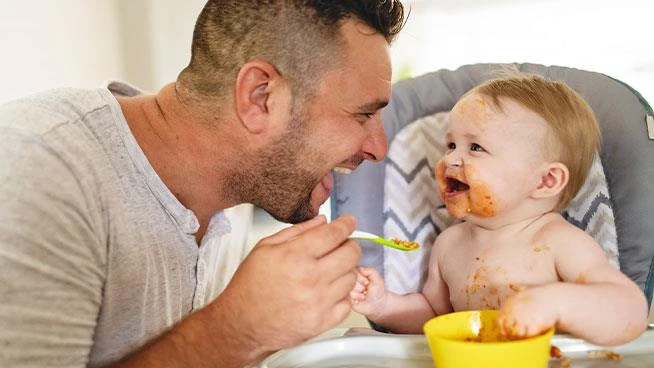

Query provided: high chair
[331,63,654,320]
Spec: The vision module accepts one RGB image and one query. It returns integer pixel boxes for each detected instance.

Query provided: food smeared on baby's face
[436,160,498,218]
[453,95,492,133]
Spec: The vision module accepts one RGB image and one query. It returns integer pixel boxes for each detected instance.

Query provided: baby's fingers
[498,315,523,339]
[358,266,383,285]
[355,269,370,286]
[351,279,368,294]
[499,314,552,340]
[349,290,366,303]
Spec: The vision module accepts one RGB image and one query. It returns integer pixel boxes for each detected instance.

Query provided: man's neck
[117,83,239,242]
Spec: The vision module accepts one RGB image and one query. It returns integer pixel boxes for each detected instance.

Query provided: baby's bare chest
[440,243,558,311]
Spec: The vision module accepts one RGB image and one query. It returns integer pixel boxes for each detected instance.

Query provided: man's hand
[114,215,361,368]
[213,214,361,363]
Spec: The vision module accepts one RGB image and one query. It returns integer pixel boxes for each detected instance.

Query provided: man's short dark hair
[177,0,406,102]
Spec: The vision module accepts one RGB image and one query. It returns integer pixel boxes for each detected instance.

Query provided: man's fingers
[320,275,357,332]
[263,215,327,245]
[306,215,357,259]
[324,298,354,331]
[329,268,359,300]
[318,239,361,283]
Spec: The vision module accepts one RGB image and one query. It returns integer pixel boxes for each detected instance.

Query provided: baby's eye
[470,143,485,152]
[446,142,456,150]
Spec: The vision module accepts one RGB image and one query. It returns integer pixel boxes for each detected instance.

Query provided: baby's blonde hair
[472,73,601,211]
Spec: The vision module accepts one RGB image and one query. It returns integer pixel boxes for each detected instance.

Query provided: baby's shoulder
[535,212,596,247]
[433,222,468,249]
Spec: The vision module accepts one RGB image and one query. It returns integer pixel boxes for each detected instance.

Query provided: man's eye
[355,112,375,124]
[470,143,484,152]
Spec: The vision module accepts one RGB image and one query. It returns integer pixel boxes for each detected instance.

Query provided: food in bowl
[423,310,554,368]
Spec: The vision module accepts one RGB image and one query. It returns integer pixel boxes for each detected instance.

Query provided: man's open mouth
[446,177,470,194]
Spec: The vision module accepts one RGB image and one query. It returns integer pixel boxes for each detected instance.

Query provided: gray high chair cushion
[331,63,654,306]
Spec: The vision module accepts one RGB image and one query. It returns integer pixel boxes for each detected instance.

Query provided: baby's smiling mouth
[446,177,470,194]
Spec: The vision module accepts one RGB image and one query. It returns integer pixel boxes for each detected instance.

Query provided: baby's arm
[498,223,648,345]
[350,238,453,334]
[350,267,435,333]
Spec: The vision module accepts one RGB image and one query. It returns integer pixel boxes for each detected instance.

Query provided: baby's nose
[443,150,463,167]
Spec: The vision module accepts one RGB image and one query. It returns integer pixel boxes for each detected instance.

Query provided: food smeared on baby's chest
[447,253,543,310]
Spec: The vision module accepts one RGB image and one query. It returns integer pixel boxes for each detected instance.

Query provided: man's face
[247,20,392,223]
[435,93,552,220]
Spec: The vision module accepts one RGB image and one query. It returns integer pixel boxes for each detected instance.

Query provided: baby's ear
[532,162,569,199]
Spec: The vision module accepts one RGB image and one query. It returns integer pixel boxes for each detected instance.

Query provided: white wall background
[0,1,124,101]
[395,0,654,102]
[1,0,652,102]
[0,0,205,102]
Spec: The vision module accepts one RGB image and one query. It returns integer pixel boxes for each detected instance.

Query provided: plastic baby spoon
[349,230,420,251]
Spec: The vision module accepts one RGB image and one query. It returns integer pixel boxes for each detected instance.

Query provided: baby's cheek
[464,166,498,217]
[435,160,447,197]
[468,181,497,217]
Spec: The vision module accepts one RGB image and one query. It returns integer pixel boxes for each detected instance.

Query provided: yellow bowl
[423,310,554,368]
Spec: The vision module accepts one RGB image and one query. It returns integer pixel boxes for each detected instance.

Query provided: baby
[351,74,648,346]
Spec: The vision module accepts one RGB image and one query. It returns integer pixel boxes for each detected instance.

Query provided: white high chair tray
[257,327,654,367]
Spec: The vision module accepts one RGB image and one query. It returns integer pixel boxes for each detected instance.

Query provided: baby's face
[436,93,551,219]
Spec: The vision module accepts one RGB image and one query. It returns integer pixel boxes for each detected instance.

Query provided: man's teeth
[333,167,353,174]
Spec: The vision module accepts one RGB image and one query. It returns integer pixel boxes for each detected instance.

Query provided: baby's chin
[443,206,465,218]
[442,196,471,218]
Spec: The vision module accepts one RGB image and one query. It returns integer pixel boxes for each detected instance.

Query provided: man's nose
[361,118,388,162]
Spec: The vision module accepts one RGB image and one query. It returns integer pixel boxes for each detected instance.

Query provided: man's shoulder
[0,86,114,136]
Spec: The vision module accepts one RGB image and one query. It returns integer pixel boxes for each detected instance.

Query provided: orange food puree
[391,238,420,249]
[462,322,513,343]
[435,160,498,218]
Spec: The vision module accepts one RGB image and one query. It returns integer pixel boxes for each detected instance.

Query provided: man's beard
[227,111,323,224]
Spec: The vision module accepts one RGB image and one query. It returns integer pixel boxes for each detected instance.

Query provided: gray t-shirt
[0,82,247,366]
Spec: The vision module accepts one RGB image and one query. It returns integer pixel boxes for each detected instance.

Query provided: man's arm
[114,215,361,367]
[0,130,105,367]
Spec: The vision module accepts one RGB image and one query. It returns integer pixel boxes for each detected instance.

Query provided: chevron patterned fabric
[382,112,619,295]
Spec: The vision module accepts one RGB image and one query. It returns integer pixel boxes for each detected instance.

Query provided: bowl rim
[423,310,555,347]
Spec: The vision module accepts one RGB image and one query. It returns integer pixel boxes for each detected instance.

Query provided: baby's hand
[497,287,558,340]
[349,267,387,317]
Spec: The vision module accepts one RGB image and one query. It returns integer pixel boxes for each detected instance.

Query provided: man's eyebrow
[358,99,389,112]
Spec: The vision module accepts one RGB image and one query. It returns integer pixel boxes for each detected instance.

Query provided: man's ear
[234,61,281,134]
[532,162,569,199]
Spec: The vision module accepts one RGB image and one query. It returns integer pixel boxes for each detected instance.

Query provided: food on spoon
[390,238,420,250]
